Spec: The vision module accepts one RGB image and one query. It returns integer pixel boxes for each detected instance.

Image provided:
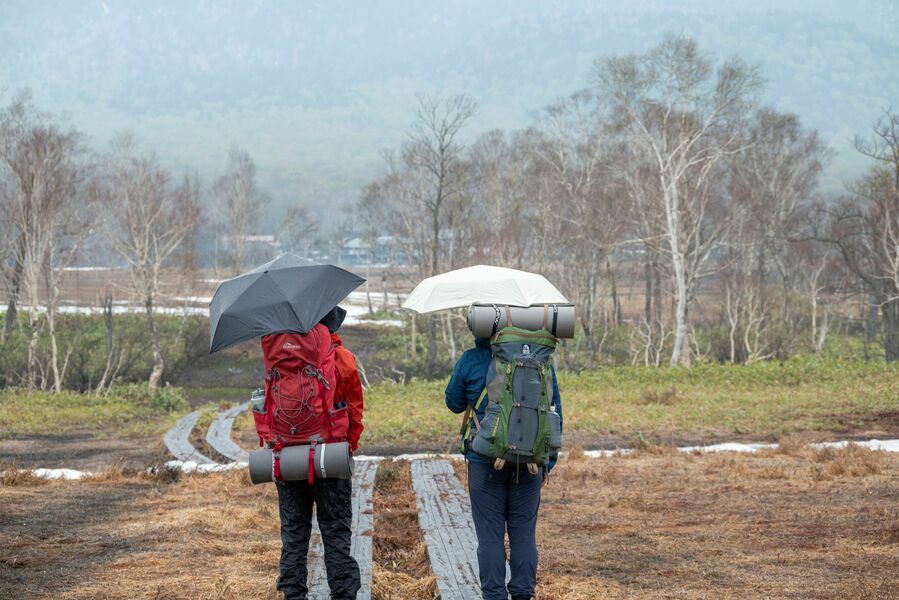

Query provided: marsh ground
[1,444,896,599]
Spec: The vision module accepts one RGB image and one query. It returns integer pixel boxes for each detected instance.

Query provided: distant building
[338,235,407,266]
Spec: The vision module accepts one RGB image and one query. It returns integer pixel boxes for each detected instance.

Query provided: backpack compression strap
[272,439,284,481]
[307,442,316,485]
[459,387,488,453]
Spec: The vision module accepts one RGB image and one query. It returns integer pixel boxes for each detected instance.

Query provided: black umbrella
[208,254,365,353]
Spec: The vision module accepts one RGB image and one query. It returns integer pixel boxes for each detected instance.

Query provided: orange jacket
[331,333,364,452]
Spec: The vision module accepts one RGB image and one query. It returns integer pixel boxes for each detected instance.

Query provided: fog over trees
[0,29,897,393]
[360,35,899,366]
[1,1,896,222]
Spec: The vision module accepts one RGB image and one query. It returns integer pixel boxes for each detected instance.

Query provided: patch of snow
[812,438,899,452]
[62,266,114,272]
[676,442,778,454]
[338,303,402,328]
[13,439,898,483]
[0,299,401,326]
[581,449,631,458]
[30,468,88,480]
[163,459,248,474]
[345,290,406,306]
[172,296,212,303]
[0,304,209,317]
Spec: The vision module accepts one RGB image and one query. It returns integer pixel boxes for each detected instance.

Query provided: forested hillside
[1,1,896,219]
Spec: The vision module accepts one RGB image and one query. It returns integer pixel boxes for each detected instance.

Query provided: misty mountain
[1,0,897,228]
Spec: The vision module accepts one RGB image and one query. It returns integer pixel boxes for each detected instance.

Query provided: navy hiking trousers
[468,460,542,600]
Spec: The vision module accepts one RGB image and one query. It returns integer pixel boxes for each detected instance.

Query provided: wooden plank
[351,459,379,600]
[163,410,216,465]
[206,402,250,463]
[307,517,327,600]
[307,458,380,600]
[411,458,482,599]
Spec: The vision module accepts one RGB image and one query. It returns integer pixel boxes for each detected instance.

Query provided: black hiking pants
[276,477,360,600]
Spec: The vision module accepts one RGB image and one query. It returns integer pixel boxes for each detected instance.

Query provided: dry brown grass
[536,446,899,600]
[636,386,679,406]
[370,460,437,600]
[0,462,51,486]
[0,468,283,599]
[2,449,897,599]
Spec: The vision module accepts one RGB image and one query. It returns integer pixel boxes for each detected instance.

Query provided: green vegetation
[359,358,899,448]
[4,357,894,449]
[0,313,208,391]
[0,384,190,439]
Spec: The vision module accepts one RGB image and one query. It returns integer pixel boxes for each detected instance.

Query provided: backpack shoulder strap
[459,386,488,435]
[459,386,488,452]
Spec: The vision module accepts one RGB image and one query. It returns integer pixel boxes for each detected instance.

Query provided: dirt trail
[0,434,168,471]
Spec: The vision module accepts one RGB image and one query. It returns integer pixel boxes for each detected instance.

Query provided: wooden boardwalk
[411,458,482,599]
[163,410,216,465]
[200,400,379,599]
[307,459,379,600]
[206,402,250,463]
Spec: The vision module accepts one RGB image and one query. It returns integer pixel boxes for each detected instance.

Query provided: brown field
[1,444,897,599]
[0,267,418,309]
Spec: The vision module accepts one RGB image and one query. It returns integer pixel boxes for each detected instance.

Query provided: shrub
[0,312,208,391]
[111,383,189,414]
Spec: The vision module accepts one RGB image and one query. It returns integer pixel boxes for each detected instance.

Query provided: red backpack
[254,324,349,450]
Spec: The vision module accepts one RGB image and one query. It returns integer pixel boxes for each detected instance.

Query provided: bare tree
[278,203,319,257]
[359,151,431,358]
[402,94,477,374]
[0,91,91,390]
[466,130,530,267]
[216,146,263,275]
[595,34,763,366]
[530,90,624,365]
[718,110,828,362]
[0,165,19,343]
[826,109,899,360]
[103,135,200,388]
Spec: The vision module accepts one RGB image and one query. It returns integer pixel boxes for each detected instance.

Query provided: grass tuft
[371,460,436,600]
[819,444,883,477]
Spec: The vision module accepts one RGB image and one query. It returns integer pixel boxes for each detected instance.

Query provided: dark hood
[319,306,347,333]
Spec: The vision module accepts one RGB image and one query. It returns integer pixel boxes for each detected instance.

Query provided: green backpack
[462,326,562,471]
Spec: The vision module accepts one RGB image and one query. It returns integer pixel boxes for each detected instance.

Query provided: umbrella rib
[513,280,529,306]
[265,272,307,328]
[419,282,443,314]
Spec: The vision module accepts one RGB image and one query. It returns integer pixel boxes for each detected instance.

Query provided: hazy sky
[2,0,897,225]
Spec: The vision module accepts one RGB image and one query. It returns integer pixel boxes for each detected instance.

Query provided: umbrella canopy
[402,265,568,314]
[208,254,365,353]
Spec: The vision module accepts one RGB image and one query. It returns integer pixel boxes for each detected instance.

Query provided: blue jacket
[445,337,562,471]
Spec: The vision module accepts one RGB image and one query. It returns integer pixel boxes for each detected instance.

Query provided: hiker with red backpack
[207,258,367,598]
[257,307,364,600]
[446,314,563,600]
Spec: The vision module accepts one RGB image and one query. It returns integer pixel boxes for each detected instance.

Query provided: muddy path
[0,433,170,471]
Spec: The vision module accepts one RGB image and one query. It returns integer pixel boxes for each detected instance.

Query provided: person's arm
[344,360,364,453]
[445,353,469,414]
[547,366,562,473]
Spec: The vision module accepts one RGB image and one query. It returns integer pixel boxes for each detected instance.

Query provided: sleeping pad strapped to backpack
[252,323,349,456]
[468,319,563,472]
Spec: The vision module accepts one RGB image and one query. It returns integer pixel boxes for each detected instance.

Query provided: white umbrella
[402,265,568,314]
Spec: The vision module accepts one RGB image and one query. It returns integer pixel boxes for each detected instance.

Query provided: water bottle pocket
[548,409,562,450]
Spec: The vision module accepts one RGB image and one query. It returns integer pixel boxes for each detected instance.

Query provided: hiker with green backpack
[445,309,563,600]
